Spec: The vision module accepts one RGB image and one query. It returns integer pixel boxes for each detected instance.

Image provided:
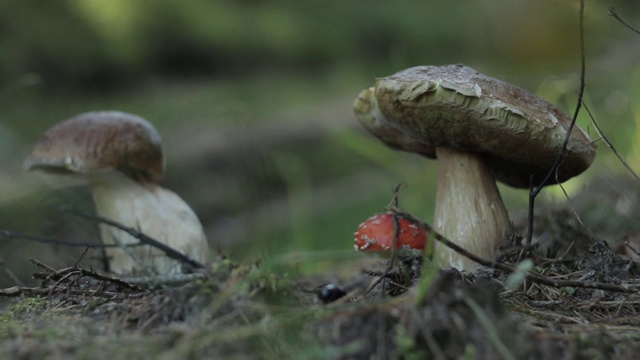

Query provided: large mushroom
[24,111,209,275]
[354,65,596,271]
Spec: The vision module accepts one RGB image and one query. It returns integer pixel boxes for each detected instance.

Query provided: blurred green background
[1,0,639,285]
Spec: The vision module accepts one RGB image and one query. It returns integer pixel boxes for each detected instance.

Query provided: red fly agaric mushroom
[354,212,427,254]
[354,65,596,271]
[24,111,209,275]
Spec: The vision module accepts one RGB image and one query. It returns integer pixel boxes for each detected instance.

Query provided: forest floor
[1,175,639,360]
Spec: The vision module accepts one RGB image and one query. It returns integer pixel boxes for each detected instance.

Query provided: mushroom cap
[354,212,427,253]
[355,64,597,188]
[354,87,434,157]
[24,111,165,183]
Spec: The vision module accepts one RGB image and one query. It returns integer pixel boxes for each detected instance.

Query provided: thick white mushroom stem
[433,147,510,271]
[89,171,209,275]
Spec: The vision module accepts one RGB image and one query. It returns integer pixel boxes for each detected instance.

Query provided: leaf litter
[1,175,640,359]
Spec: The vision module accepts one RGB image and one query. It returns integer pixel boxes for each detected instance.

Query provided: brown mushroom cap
[357,64,597,188]
[24,111,165,183]
[354,87,434,157]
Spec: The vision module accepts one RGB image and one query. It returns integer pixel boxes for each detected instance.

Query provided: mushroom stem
[433,147,510,270]
[89,171,208,275]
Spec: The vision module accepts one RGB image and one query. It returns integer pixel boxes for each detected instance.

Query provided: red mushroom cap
[354,212,427,253]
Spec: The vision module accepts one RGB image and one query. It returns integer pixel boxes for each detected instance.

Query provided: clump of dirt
[314,270,554,359]
[2,175,640,359]
[307,175,640,359]
[0,257,302,359]
[311,251,640,359]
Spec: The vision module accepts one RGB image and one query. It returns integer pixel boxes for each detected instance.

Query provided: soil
[1,175,640,359]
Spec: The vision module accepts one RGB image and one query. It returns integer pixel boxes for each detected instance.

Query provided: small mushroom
[354,65,596,271]
[354,212,427,254]
[24,111,209,275]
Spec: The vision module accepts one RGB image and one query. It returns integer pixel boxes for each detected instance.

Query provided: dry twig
[119,272,206,287]
[0,255,23,286]
[526,0,587,249]
[109,229,153,274]
[363,184,408,296]
[582,101,640,182]
[609,7,640,35]
[388,206,640,294]
[30,260,145,292]
[0,229,122,248]
[62,205,205,270]
[1,259,147,298]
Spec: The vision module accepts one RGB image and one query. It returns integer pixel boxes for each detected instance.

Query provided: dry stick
[48,269,81,296]
[0,255,24,286]
[388,206,639,294]
[609,7,640,35]
[523,176,535,261]
[74,267,145,292]
[381,212,401,292]
[74,247,91,268]
[546,95,640,261]
[30,258,57,273]
[387,184,404,285]
[30,260,145,292]
[0,286,52,297]
[623,242,640,258]
[364,184,405,296]
[0,229,134,248]
[526,0,586,249]
[555,181,589,236]
[0,261,145,297]
[0,285,145,298]
[61,205,205,270]
[108,230,153,274]
[582,101,640,182]
[119,272,206,286]
[545,97,640,261]
[554,163,593,251]
[31,266,200,289]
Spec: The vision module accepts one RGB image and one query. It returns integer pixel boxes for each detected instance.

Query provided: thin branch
[364,184,405,296]
[609,7,640,35]
[48,269,81,294]
[0,285,145,298]
[0,286,51,297]
[0,229,135,248]
[109,230,153,275]
[1,259,149,297]
[555,185,588,238]
[523,176,535,262]
[582,100,640,182]
[388,206,639,293]
[61,205,205,270]
[74,267,145,292]
[119,272,206,287]
[527,0,586,247]
[30,261,145,292]
[74,247,91,268]
[30,258,57,273]
[385,183,406,209]
[554,162,592,245]
[0,255,24,286]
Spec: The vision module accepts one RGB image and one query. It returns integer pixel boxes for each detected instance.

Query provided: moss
[0,297,49,322]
